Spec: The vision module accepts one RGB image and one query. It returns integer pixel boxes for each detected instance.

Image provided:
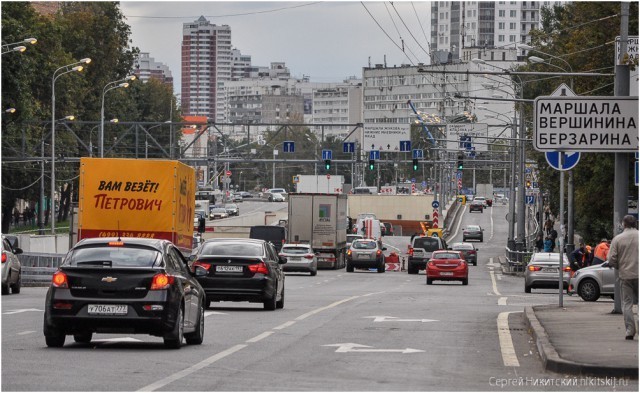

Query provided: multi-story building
[311,77,363,140]
[430,1,565,62]
[133,52,173,87]
[181,16,232,122]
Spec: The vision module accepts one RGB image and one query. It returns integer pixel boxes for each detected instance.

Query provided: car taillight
[408,247,414,256]
[563,266,572,272]
[1,252,6,263]
[193,261,211,271]
[468,250,476,255]
[304,254,314,259]
[347,250,352,256]
[528,265,542,271]
[248,262,269,275]
[376,250,382,256]
[52,271,68,288]
[150,273,174,290]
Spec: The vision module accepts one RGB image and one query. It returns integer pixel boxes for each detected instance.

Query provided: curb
[524,306,639,378]
[498,256,522,276]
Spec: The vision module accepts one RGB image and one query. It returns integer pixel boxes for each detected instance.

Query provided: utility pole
[612,2,630,314]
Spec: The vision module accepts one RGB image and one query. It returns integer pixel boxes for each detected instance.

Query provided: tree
[517,1,639,244]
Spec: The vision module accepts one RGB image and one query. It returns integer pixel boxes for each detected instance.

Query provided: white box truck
[294,175,344,194]
[287,193,348,269]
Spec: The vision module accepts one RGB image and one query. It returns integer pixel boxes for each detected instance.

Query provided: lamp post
[143,121,171,159]
[51,58,90,234]
[100,75,136,157]
[1,37,36,55]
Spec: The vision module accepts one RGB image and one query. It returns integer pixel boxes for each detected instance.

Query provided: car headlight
[573,271,580,278]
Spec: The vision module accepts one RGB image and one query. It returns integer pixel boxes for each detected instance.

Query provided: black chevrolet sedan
[190,238,286,310]
[43,238,207,349]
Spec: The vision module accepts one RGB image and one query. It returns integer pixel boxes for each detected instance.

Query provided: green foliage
[520,1,639,244]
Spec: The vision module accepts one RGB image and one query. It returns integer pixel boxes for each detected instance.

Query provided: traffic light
[412,158,419,171]
[457,154,464,171]
[526,180,532,188]
[324,159,331,170]
[368,159,375,170]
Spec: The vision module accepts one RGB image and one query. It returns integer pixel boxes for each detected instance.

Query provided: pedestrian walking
[544,206,551,221]
[12,207,20,226]
[592,238,610,265]
[570,244,585,271]
[550,228,558,251]
[535,234,544,252]
[22,207,30,225]
[608,215,639,340]
[543,236,553,252]
[544,219,554,236]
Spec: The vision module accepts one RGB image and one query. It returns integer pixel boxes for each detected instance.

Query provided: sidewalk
[525,302,639,378]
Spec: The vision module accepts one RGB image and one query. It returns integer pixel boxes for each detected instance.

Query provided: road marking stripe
[489,266,502,296]
[137,344,247,391]
[498,297,508,306]
[497,312,520,367]
[246,331,274,343]
[17,330,36,336]
[274,321,296,330]
[295,295,361,321]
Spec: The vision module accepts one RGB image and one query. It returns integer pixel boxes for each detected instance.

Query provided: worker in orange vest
[592,238,610,265]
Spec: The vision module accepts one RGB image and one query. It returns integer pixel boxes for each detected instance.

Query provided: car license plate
[288,257,301,262]
[216,265,243,273]
[542,267,557,273]
[88,304,128,315]
[440,272,454,276]
[358,254,370,259]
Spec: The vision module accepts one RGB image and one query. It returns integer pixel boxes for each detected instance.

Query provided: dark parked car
[469,200,484,213]
[43,237,207,349]
[249,225,287,252]
[450,242,478,266]
[224,203,240,216]
[191,238,286,310]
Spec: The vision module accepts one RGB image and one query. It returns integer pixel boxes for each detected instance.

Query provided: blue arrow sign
[283,141,295,153]
[322,149,332,160]
[412,149,423,159]
[456,171,462,180]
[343,142,355,153]
[526,195,536,205]
[432,200,440,209]
[459,135,472,150]
[369,150,380,160]
[636,161,639,186]
[399,140,411,152]
[545,151,580,171]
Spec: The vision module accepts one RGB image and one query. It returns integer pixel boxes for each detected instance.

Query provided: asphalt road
[2,203,637,391]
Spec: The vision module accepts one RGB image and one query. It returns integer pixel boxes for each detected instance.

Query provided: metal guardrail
[504,247,533,274]
[22,266,57,285]
[17,253,64,285]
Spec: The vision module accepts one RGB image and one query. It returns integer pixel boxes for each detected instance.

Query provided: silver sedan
[279,244,317,276]
[568,261,615,301]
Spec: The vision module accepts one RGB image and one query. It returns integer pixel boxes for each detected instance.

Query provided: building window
[498,35,505,42]
[510,22,516,30]
[499,22,505,30]
[509,35,516,42]
[499,10,505,17]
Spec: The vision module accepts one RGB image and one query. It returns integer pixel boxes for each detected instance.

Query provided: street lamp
[100,75,136,157]
[51,57,90,234]
[1,37,36,55]
[144,121,171,159]
[5,108,16,114]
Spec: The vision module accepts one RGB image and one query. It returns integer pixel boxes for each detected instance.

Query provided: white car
[279,244,317,276]
[1,236,22,295]
[472,196,487,208]
[271,193,285,202]
[209,207,229,219]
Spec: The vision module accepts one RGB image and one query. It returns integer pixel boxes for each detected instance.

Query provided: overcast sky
[119,1,434,93]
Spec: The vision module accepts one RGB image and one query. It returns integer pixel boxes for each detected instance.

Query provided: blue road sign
[532,181,539,189]
[456,171,462,180]
[432,200,440,209]
[459,135,472,150]
[422,181,427,187]
[369,150,380,160]
[636,161,639,186]
[400,140,411,152]
[283,141,295,153]
[525,167,532,174]
[526,195,536,205]
[411,178,416,183]
[412,149,423,159]
[322,149,332,160]
[545,151,580,171]
[343,142,355,153]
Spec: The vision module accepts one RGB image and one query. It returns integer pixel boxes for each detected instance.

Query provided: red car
[426,250,469,285]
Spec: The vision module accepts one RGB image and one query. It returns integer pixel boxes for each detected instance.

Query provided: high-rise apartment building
[181,16,232,122]
[133,52,173,87]
[430,1,565,61]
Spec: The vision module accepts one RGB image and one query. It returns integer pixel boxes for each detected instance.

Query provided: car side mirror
[602,262,609,267]
[382,247,387,251]
[279,256,287,264]
[13,247,23,255]
[193,266,208,277]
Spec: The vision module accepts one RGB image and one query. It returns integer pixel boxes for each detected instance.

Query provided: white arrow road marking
[324,343,425,354]
[204,311,227,317]
[489,269,501,296]
[497,312,520,367]
[3,308,43,315]
[364,316,438,323]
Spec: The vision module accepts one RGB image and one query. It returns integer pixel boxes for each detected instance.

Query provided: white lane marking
[204,311,227,317]
[17,330,36,336]
[137,344,248,392]
[246,331,274,343]
[364,316,438,323]
[138,292,375,391]
[273,320,296,330]
[489,205,495,241]
[489,269,502,296]
[497,312,520,367]
[449,205,467,239]
[498,297,508,306]
[323,343,425,354]
[3,308,43,315]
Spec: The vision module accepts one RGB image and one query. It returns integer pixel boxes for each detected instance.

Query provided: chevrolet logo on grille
[101,277,118,283]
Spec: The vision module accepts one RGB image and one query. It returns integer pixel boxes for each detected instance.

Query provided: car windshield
[201,242,263,256]
[433,253,460,260]
[353,241,377,250]
[65,245,161,268]
[212,208,226,213]
[466,225,481,231]
[225,204,237,208]
[347,235,362,242]
[413,237,440,251]
[474,197,485,201]
[452,244,473,250]
[282,246,311,254]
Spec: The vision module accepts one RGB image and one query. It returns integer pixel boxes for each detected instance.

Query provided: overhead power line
[125,2,322,19]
